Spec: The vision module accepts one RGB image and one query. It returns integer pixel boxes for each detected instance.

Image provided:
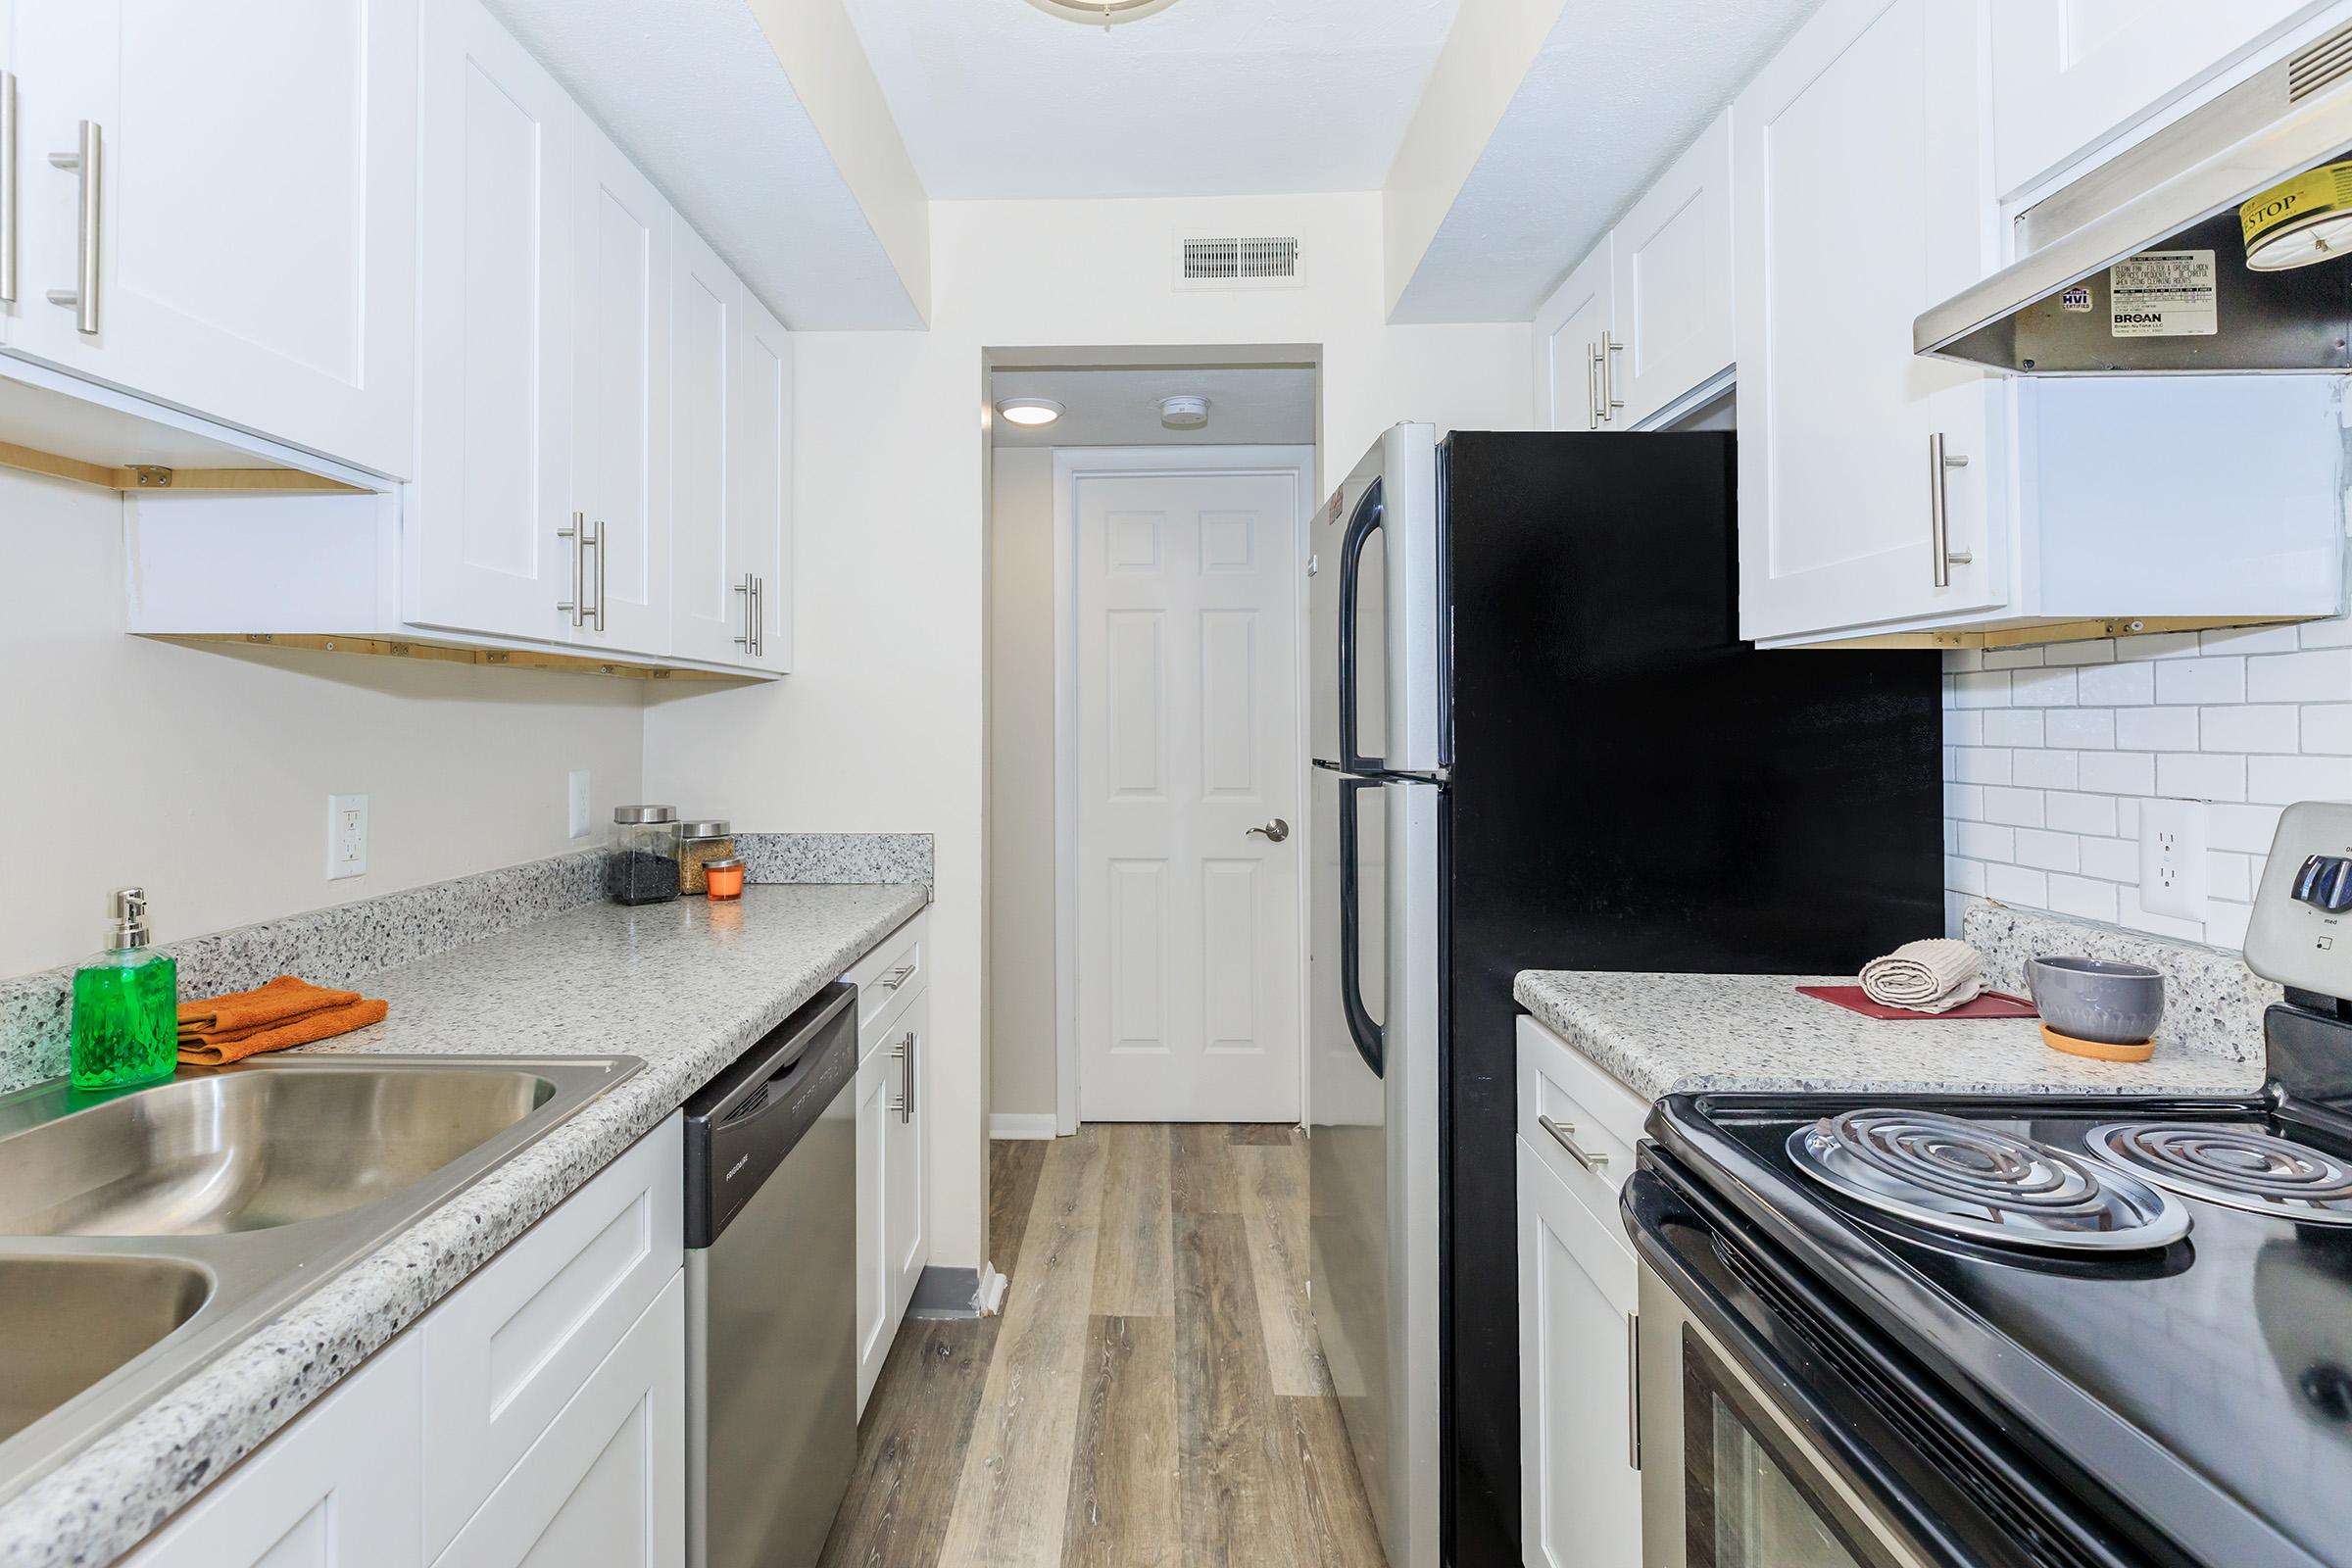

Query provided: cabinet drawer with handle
[845,912,925,1054]
[1516,1015,1647,1233]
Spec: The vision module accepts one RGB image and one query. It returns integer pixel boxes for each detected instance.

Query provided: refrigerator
[1306,425,1943,1568]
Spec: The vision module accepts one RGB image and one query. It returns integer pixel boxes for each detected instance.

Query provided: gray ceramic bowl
[2028,956,2165,1045]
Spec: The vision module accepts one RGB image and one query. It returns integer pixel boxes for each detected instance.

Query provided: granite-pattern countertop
[0,882,927,1568]
[1514,970,2271,1102]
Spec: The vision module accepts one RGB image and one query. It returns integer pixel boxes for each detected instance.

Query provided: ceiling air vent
[1175,232,1302,291]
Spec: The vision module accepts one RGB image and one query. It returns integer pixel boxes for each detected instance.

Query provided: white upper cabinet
[1532,244,1613,431]
[667,220,742,666]
[569,110,672,659]
[1989,0,2342,199]
[733,288,793,672]
[7,0,417,477]
[1531,111,1734,433]
[1734,0,2008,643]
[1606,109,1735,428]
[410,0,571,643]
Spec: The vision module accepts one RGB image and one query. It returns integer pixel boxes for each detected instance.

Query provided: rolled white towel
[1859,938,1985,1014]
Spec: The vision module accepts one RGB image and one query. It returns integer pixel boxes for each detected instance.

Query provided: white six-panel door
[1071,451,1307,1123]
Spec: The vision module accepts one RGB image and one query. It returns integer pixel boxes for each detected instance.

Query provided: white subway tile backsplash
[2077,662,2155,706]
[2014,828,2081,872]
[2155,657,2244,706]
[2157,752,2247,801]
[2011,667,2080,707]
[1981,709,2041,748]
[2115,707,2197,751]
[2012,749,2079,790]
[2045,791,2116,836]
[2045,709,2115,750]
[1945,605,2352,952]
[2078,751,2157,795]
[2249,650,2352,703]
[2247,753,2352,805]
[1942,648,1984,671]
[2198,705,2298,754]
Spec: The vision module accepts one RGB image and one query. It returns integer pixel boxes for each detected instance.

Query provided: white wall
[988,448,1057,1118]
[0,466,646,976]
[644,189,1531,1272]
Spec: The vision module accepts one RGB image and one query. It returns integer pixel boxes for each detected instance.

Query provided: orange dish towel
[176,975,390,1066]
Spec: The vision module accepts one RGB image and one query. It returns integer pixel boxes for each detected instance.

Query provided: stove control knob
[2293,854,2352,913]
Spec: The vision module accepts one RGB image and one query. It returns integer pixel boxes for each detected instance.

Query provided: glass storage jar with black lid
[678,820,736,894]
[609,806,683,905]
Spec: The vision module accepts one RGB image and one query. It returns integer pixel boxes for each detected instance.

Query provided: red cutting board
[1797,985,2038,1021]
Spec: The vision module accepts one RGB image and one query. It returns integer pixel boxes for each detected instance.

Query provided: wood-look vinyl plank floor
[820,1125,1382,1568]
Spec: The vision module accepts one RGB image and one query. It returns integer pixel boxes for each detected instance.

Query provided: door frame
[1053,444,1317,1135]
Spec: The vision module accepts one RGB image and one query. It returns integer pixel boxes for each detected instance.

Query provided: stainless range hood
[1916,22,2352,373]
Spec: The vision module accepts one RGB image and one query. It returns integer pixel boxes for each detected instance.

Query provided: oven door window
[1685,1329,1907,1568]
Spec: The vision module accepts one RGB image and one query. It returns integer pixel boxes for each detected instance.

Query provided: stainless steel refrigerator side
[1384,776,1443,1568]
[1377,424,1443,776]
[1309,423,1440,773]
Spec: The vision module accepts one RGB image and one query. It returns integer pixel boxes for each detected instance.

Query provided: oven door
[1625,1162,2143,1568]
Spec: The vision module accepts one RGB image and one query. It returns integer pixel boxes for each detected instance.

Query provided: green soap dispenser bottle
[70,888,178,1090]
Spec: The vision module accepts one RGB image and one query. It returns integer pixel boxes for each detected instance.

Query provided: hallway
[818,1124,1387,1567]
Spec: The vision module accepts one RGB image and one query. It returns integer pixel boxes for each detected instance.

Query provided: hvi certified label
[2110,250,2217,337]
[2060,285,2093,313]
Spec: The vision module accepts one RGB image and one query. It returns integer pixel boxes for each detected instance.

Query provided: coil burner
[1788,1108,2189,1251]
[2086,1123,2352,1225]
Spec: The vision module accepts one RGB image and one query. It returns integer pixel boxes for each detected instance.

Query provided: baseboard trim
[989,1112,1058,1141]
[906,1265,981,1320]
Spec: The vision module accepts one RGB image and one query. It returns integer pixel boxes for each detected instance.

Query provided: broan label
[2109,250,2218,337]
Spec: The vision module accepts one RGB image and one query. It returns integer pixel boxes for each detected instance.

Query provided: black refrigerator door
[1434,430,1944,1568]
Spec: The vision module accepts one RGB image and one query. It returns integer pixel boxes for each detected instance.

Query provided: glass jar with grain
[609,806,682,905]
[678,820,736,894]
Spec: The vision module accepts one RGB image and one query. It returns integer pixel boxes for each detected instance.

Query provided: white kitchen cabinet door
[124,1336,422,1568]
[732,288,792,672]
[436,1270,687,1568]
[1607,109,1734,429]
[855,1033,893,1411]
[666,220,743,665]
[1530,243,1613,431]
[0,0,18,347]
[8,0,416,477]
[1733,0,2008,643]
[1517,1138,1640,1568]
[568,110,671,658]
[1989,0,2341,199]
[883,987,928,1323]
[410,0,572,641]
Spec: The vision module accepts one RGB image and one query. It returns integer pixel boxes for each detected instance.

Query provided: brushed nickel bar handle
[586,518,605,633]
[1600,331,1625,422]
[1586,342,1600,429]
[1,74,18,305]
[750,574,762,658]
[1930,433,1974,587]
[732,573,752,648]
[890,1030,915,1123]
[1538,1113,1609,1172]
[557,514,582,625]
[45,119,97,333]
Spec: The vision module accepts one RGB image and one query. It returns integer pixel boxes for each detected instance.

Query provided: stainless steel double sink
[0,1054,640,1505]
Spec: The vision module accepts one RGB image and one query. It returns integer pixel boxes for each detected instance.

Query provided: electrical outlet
[328,795,369,881]
[567,770,592,839]
[2140,797,2210,922]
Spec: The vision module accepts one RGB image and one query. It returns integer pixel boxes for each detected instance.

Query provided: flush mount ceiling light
[1021,0,1184,28]
[1158,394,1209,429]
[997,397,1065,427]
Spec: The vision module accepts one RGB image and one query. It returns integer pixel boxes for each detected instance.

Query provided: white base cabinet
[124,1115,687,1568]
[1516,1015,1651,1568]
[846,913,930,1411]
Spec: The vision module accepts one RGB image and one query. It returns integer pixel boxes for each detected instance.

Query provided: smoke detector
[1158,395,1209,429]
[1022,0,1183,26]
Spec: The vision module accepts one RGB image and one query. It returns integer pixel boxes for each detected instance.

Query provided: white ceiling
[991,367,1317,447]
[840,0,1460,199]
[1389,0,1819,321]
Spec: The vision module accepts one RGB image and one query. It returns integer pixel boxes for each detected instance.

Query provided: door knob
[1246,818,1290,844]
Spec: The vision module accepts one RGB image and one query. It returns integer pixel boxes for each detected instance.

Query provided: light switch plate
[2140,797,2210,921]
[328,794,368,881]
[567,770,592,840]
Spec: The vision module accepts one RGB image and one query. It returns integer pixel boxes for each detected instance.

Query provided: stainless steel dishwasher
[683,981,858,1568]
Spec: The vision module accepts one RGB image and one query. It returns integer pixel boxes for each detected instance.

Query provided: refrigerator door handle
[1338,776,1386,1078]
[1337,479,1387,775]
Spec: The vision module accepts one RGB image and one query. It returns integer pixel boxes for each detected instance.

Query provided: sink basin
[0,1256,210,1445]
[0,1065,562,1236]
